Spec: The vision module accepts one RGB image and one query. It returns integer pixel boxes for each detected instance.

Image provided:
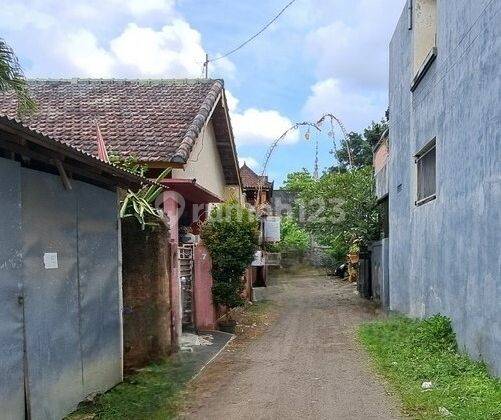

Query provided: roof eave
[0,116,157,190]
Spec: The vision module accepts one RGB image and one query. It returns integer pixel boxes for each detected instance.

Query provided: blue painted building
[387,0,500,374]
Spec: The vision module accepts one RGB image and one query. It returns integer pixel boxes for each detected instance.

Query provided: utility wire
[206,0,298,64]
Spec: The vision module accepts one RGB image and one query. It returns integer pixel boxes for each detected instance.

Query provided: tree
[283,169,315,193]
[284,166,379,263]
[278,216,310,253]
[0,38,36,117]
[201,200,259,318]
[332,119,388,170]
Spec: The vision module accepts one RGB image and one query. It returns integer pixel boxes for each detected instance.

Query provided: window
[411,0,437,90]
[415,139,436,205]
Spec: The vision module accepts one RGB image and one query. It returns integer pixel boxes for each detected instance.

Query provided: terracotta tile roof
[240,163,272,189]
[0,78,224,164]
[0,115,159,190]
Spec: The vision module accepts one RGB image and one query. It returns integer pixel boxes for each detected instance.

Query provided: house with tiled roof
[240,162,274,207]
[0,78,243,344]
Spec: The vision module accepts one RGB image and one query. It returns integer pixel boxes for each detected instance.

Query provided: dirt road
[181,270,401,420]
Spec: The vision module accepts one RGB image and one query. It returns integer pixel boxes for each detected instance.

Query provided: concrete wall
[389,0,500,375]
[172,121,226,199]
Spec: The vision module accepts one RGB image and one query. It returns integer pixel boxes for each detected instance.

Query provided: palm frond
[0,39,37,118]
[114,164,172,229]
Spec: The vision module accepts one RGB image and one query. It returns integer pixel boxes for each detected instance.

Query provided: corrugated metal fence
[371,239,390,309]
[0,157,122,420]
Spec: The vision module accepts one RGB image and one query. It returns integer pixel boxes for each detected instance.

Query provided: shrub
[277,216,310,253]
[201,200,259,314]
[413,314,457,353]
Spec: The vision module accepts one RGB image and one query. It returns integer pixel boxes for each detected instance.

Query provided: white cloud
[210,56,236,79]
[226,90,298,146]
[0,4,55,30]
[231,108,299,146]
[122,0,176,15]
[302,78,386,132]
[238,156,260,170]
[110,21,205,77]
[57,20,235,79]
[225,90,239,113]
[61,29,114,78]
[306,0,405,90]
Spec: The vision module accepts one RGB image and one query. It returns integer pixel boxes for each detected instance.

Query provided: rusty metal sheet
[0,158,25,420]
[76,181,122,397]
[21,168,84,420]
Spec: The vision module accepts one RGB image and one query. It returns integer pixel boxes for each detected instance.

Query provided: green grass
[68,301,276,420]
[67,359,193,420]
[359,315,501,419]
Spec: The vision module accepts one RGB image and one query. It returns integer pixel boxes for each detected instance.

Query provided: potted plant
[201,200,259,334]
[348,241,360,264]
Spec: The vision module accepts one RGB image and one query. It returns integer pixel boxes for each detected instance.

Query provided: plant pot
[348,253,359,264]
[218,319,237,334]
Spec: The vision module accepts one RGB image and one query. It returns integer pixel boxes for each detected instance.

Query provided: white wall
[172,121,226,199]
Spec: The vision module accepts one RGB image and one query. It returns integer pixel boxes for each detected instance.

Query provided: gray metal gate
[371,239,390,309]
[76,181,122,397]
[0,159,122,419]
[22,168,83,419]
[0,158,25,420]
[179,245,194,328]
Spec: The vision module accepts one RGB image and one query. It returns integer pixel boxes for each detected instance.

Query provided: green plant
[284,166,378,254]
[112,154,171,230]
[263,242,280,252]
[0,38,37,117]
[348,242,360,254]
[413,314,457,353]
[201,200,259,316]
[359,315,501,419]
[110,154,147,177]
[321,238,348,274]
[276,216,310,253]
[330,119,388,171]
[68,359,193,420]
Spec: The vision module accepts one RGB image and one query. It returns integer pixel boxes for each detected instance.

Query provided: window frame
[410,0,438,91]
[414,138,437,206]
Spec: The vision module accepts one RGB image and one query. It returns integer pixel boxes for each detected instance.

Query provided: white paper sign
[43,253,58,269]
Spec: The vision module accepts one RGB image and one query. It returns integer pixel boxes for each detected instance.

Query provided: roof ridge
[28,78,221,85]
[170,79,224,163]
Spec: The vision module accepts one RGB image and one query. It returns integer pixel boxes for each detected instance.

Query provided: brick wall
[121,219,172,371]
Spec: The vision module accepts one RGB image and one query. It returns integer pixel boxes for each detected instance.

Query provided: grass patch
[68,358,193,420]
[359,315,501,419]
[68,301,277,420]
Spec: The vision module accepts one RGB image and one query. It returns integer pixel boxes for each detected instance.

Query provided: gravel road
[181,270,402,420]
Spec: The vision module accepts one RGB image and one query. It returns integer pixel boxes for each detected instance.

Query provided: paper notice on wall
[43,253,58,269]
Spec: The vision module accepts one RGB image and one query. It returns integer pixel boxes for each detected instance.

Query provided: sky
[0,0,406,185]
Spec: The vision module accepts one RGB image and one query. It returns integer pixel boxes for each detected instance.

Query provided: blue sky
[1,0,406,185]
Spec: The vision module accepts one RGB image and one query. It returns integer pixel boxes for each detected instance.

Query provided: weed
[68,359,192,420]
[359,315,501,419]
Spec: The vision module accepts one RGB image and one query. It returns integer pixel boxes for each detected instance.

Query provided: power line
[203,0,298,74]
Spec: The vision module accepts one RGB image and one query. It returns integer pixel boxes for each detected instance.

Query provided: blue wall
[388,0,500,375]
